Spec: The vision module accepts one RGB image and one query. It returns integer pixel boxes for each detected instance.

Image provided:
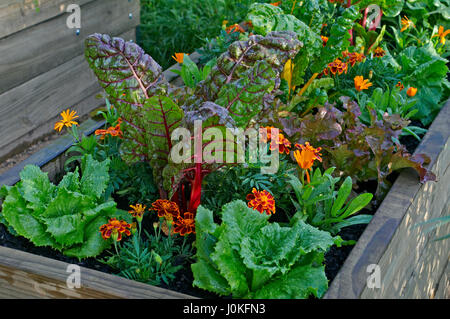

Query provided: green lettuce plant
[0,155,129,259]
[191,200,342,298]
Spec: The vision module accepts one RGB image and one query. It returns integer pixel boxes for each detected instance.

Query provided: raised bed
[0,2,448,298]
[0,93,448,298]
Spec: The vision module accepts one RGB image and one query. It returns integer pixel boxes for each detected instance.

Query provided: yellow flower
[54,109,79,132]
[172,53,186,64]
[407,87,417,97]
[401,16,414,32]
[281,59,295,94]
[432,26,450,45]
[354,75,373,92]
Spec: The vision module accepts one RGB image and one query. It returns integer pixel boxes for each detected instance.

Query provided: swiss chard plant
[191,200,342,298]
[0,155,129,259]
[84,31,302,214]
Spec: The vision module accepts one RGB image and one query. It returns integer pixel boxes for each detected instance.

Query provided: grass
[138,0,270,69]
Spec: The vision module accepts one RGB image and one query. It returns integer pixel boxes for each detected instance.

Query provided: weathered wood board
[0,0,140,95]
[0,28,136,162]
[325,101,450,299]
[0,0,94,39]
[0,246,194,299]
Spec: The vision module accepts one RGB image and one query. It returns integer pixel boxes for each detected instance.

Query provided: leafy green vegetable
[191,200,341,298]
[288,168,373,235]
[0,155,129,259]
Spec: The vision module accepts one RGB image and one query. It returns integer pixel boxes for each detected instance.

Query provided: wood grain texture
[0,0,94,39]
[325,101,450,299]
[0,0,140,95]
[0,246,195,299]
[0,118,105,187]
[0,28,136,161]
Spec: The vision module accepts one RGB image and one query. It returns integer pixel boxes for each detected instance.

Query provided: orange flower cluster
[323,58,348,76]
[172,53,187,64]
[342,50,365,67]
[293,142,322,183]
[226,23,245,34]
[321,35,329,47]
[260,126,292,155]
[95,118,123,139]
[246,188,276,215]
[270,1,282,6]
[354,75,373,92]
[373,47,385,58]
[128,203,146,222]
[99,218,131,242]
[150,199,195,236]
[396,81,404,91]
[407,87,417,97]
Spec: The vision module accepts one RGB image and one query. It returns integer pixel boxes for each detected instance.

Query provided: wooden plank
[0,246,195,299]
[325,100,450,299]
[0,28,136,161]
[0,0,94,39]
[434,259,449,299]
[0,118,105,187]
[0,0,140,95]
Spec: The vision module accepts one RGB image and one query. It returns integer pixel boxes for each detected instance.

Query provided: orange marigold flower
[173,212,195,236]
[373,47,385,58]
[406,87,417,97]
[54,109,79,132]
[149,199,180,221]
[395,81,404,91]
[293,142,322,183]
[172,52,186,64]
[246,188,276,215]
[270,133,292,155]
[327,58,348,75]
[226,23,245,34]
[346,51,365,67]
[95,121,123,140]
[99,218,131,242]
[401,16,414,32]
[129,203,147,222]
[432,25,450,45]
[321,35,329,47]
[270,1,282,6]
[354,75,373,91]
[260,126,277,143]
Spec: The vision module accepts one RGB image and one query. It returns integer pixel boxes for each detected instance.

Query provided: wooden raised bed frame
[0,1,448,298]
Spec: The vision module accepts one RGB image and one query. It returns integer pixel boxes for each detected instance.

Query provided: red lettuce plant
[281,96,436,199]
[84,31,302,214]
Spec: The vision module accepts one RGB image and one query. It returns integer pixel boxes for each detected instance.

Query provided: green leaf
[1,186,57,248]
[251,261,328,299]
[80,155,110,199]
[331,215,373,233]
[331,176,352,217]
[19,165,56,212]
[340,193,373,219]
